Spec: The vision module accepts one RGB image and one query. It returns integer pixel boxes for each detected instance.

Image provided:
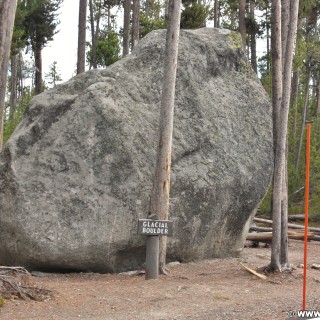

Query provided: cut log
[250,226,272,232]
[253,217,320,233]
[314,235,320,241]
[249,226,311,234]
[246,232,314,242]
[288,214,305,221]
[288,214,318,222]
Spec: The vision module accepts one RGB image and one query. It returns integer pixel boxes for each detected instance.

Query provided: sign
[138,219,173,236]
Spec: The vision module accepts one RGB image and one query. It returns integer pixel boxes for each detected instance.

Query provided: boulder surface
[0,28,273,272]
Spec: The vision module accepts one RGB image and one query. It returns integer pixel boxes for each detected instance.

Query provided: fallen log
[249,226,312,234]
[250,226,272,232]
[253,217,320,233]
[288,214,305,221]
[246,231,314,242]
[288,214,319,222]
[314,235,320,241]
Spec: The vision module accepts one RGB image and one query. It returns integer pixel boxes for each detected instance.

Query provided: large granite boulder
[0,28,273,272]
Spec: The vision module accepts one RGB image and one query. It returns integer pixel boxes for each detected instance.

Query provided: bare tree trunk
[34,46,43,95]
[230,9,236,30]
[123,0,131,57]
[271,0,282,159]
[107,4,111,30]
[9,54,18,123]
[279,0,299,270]
[89,0,95,69]
[149,0,181,274]
[94,0,102,67]
[214,0,220,28]
[271,0,299,272]
[280,146,288,267]
[250,0,257,73]
[77,0,87,74]
[89,0,101,69]
[17,51,24,102]
[132,0,140,49]
[164,0,169,18]
[270,0,283,273]
[239,0,246,51]
[0,0,18,150]
[145,0,150,16]
[290,69,299,139]
[296,67,311,172]
[266,5,270,72]
[280,0,290,270]
[316,72,320,134]
[281,0,290,59]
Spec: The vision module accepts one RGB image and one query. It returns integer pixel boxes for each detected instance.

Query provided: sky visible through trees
[41,0,267,82]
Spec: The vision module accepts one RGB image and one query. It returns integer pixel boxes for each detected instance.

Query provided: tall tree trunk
[214,0,220,28]
[77,0,87,74]
[281,0,290,59]
[239,0,246,51]
[290,69,299,139]
[271,0,299,272]
[230,9,236,30]
[250,0,257,73]
[9,54,18,124]
[123,0,131,57]
[266,5,270,73]
[0,0,18,150]
[18,51,24,102]
[94,0,102,68]
[270,0,283,272]
[316,71,320,133]
[296,67,311,172]
[279,0,291,271]
[89,0,101,69]
[271,0,282,158]
[89,0,95,69]
[34,46,43,95]
[107,4,111,30]
[291,16,302,139]
[280,145,288,267]
[132,0,140,49]
[149,0,181,274]
[76,0,87,74]
[164,0,169,18]
[145,0,150,16]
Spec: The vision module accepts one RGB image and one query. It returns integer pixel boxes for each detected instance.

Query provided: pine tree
[23,0,62,94]
[45,61,62,88]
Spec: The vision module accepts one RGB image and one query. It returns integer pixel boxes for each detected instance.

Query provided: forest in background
[2,0,320,220]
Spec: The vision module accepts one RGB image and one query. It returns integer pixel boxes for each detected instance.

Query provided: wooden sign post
[138,217,173,280]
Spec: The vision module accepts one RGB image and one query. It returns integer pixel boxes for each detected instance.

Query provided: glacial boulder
[0,28,273,272]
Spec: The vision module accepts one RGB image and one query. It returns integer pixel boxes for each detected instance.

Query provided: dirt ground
[0,240,319,320]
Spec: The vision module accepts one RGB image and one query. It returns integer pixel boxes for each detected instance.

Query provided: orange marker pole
[302,122,311,311]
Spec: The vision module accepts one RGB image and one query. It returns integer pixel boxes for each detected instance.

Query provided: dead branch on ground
[0,266,53,301]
